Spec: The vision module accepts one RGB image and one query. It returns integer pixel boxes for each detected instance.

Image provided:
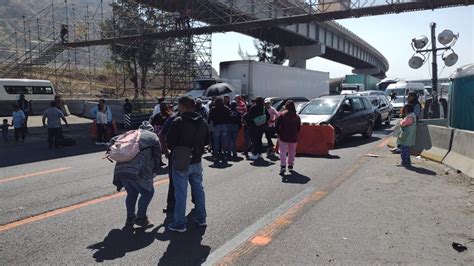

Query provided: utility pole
[430,22,440,118]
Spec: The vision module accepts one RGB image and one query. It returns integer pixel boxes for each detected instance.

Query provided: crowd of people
[112,95,302,231]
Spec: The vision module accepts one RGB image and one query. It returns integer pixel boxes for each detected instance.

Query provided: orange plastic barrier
[91,120,117,139]
[236,128,246,152]
[277,124,335,156]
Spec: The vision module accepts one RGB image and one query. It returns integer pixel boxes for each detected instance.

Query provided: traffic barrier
[294,124,334,155]
[66,100,86,116]
[236,128,246,152]
[443,129,474,178]
[90,120,118,140]
[420,125,454,163]
[124,113,152,129]
[275,124,334,156]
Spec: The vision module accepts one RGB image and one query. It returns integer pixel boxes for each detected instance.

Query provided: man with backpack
[112,121,162,227]
[166,96,209,232]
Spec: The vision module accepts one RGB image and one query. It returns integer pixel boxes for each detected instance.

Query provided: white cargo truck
[219,60,329,99]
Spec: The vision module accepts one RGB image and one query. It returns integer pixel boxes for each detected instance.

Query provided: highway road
[1,125,473,265]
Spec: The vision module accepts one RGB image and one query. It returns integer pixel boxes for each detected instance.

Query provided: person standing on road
[11,104,26,142]
[276,101,301,174]
[122,98,132,114]
[264,99,279,156]
[407,91,421,119]
[42,101,69,149]
[227,101,242,158]
[113,122,162,227]
[247,97,270,161]
[2,119,12,143]
[166,96,209,232]
[396,104,417,167]
[90,99,113,145]
[208,97,230,160]
[17,94,30,133]
[195,99,208,121]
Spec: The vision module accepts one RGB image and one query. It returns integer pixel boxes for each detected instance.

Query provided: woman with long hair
[276,101,301,174]
[247,97,270,160]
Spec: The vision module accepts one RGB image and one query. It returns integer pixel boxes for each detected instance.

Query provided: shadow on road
[0,123,108,167]
[296,154,341,159]
[405,165,437,175]
[156,214,210,266]
[87,226,158,262]
[250,159,276,167]
[334,136,382,150]
[280,170,311,184]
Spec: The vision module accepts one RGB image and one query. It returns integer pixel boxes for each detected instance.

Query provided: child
[396,104,417,167]
[1,119,11,143]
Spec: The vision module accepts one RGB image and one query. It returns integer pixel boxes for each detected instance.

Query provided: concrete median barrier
[420,125,454,163]
[443,129,474,178]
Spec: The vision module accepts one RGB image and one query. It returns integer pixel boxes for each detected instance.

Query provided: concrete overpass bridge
[142,0,391,77]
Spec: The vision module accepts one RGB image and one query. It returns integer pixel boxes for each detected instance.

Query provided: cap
[139,121,155,132]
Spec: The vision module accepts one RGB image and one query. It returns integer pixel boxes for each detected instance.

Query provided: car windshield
[370,97,380,106]
[393,96,407,103]
[386,88,406,97]
[300,99,339,115]
[272,100,283,109]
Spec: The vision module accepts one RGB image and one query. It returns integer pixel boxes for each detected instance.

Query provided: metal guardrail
[123,113,153,129]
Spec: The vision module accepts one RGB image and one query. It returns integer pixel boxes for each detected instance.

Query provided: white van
[385,82,428,117]
[0,79,56,115]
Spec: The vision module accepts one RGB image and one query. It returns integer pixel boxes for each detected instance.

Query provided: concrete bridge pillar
[286,44,326,69]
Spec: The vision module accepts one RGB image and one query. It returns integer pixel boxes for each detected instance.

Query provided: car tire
[385,113,392,126]
[362,123,374,138]
[375,115,382,128]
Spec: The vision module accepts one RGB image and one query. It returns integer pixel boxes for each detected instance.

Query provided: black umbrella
[203,83,234,97]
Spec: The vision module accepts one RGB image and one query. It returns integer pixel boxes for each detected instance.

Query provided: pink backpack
[106,130,141,162]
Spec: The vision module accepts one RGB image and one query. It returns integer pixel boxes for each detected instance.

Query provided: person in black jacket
[208,97,231,160]
[227,101,242,158]
[166,96,209,233]
[247,97,270,161]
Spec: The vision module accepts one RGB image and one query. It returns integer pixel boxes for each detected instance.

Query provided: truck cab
[340,83,365,95]
[185,78,223,99]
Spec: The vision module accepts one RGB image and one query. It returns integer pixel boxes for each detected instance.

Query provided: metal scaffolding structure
[0,0,213,100]
[0,0,471,100]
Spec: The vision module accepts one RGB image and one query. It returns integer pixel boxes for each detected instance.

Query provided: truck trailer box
[219,60,329,99]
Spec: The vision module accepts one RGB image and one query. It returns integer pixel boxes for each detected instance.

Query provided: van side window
[4,85,54,95]
[351,98,365,112]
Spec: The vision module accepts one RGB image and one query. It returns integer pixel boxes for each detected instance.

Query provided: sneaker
[248,154,259,161]
[288,165,294,170]
[135,217,151,227]
[280,166,286,174]
[168,223,187,233]
[125,217,135,226]
[194,218,207,227]
[267,150,275,156]
[103,142,110,146]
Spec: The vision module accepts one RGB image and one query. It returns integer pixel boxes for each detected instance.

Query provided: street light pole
[430,22,440,118]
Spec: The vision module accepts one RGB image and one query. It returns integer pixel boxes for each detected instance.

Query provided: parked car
[369,95,393,127]
[358,90,386,97]
[270,97,310,112]
[299,94,376,144]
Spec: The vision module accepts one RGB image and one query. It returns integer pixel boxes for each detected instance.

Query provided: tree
[255,40,286,65]
[100,0,159,100]
[238,40,286,65]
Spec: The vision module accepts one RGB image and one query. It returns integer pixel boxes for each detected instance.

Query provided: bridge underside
[140,0,391,77]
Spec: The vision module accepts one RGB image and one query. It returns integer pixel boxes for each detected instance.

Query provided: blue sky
[211,6,473,80]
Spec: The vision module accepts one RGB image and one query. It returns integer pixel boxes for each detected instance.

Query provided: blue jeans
[400,145,411,165]
[213,124,227,156]
[172,162,206,227]
[122,179,155,219]
[227,124,240,156]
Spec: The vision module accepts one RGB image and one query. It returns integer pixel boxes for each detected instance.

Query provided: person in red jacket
[276,101,301,174]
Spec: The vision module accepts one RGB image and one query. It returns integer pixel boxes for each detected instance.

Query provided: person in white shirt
[90,99,113,145]
[11,104,26,142]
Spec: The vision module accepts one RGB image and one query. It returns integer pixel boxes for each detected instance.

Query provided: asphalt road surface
[1,124,473,265]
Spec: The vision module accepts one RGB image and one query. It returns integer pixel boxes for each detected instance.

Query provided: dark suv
[298,94,376,144]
